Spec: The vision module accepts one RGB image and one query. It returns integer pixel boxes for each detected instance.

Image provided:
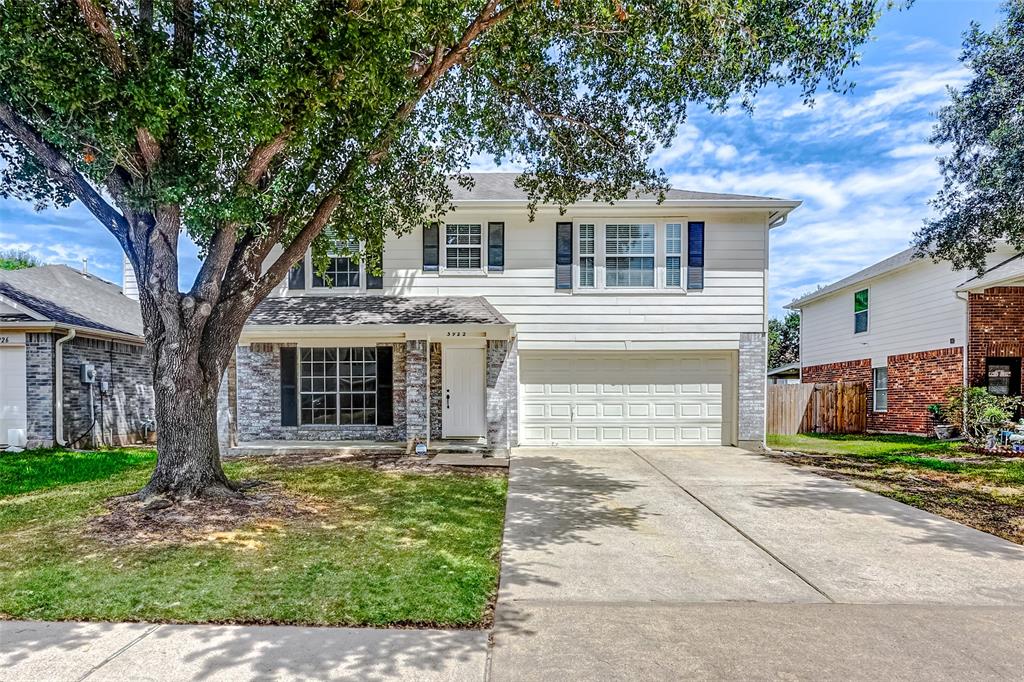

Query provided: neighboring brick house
[225,173,802,454]
[787,246,1024,435]
[0,265,154,449]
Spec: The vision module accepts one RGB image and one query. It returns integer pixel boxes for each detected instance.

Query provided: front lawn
[0,452,507,627]
[0,447,156,497]
[768,433,1024,544]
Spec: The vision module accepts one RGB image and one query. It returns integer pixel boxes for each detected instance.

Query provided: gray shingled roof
[248,295,510,326]
[786,246,921,309]
[449,173,790,202]
[0,265,144,337]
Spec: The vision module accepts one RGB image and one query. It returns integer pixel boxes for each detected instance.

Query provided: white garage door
[0,341,28,447]
[519,352,735,446]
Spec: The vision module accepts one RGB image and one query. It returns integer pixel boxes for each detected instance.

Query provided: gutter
[54,328,76,446]
[768,210,790,229]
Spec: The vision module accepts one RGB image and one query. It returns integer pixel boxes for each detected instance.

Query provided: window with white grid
[445,224,482,269]
[605,223,655,287]
[299,347,377,426]
[578,223,595,287]
[666,223,682,287]
[313,239,361,288]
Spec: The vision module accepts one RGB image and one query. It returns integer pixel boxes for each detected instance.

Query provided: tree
[0,248,40,270]
[768,311,800,370]
[0,1,889,501]
[915,0,1024,270]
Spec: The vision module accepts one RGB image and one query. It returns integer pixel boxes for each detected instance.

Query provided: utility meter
[80,363,97,384]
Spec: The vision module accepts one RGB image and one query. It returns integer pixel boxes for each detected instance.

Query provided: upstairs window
[445,223,482,269]
[854,289,869,334]
[313,239,361,288]
[605,223,655,287]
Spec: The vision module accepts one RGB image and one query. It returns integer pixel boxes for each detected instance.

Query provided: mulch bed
[86,483,325,547]
[767,450,1024,545]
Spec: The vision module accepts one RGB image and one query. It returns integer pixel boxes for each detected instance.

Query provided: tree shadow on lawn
[1,454,649,681]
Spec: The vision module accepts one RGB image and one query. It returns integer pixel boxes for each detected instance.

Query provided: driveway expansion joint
[627,448,836,604]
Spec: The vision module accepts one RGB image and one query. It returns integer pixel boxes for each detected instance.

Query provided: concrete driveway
[491,447,1024,681]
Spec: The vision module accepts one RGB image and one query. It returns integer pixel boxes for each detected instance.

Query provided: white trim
[872,365,889,413]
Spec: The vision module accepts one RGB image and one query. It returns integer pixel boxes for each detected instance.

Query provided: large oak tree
[1,0,889,500]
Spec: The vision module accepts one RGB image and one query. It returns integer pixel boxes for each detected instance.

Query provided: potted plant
[927,403,955,439]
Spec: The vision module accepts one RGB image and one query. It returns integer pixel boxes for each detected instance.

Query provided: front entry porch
[224,295,518,455]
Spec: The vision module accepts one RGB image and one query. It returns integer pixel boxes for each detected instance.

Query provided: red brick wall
[874,348,963,434]
[802,349,963,435]
[968,287,1024,392]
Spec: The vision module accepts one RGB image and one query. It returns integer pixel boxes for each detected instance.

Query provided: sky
[0,0,1004,318]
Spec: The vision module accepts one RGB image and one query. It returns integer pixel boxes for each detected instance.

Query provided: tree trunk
[138,345,235,500]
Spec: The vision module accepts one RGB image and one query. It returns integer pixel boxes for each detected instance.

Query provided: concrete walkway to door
[490,447,1024,681]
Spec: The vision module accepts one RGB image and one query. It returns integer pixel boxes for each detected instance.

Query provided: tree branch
[74,0,127,75]
[173,0,196,64]
[0,102,129,241]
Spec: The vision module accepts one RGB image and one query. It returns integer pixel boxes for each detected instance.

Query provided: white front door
[0,342,28,447]
[442,346,486,438]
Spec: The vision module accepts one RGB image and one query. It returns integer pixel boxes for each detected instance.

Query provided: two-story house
[787,244,1024,435]
[223,173,800,453]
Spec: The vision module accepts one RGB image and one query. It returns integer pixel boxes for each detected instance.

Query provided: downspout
[54,328,76,446]
[956,290,970,388]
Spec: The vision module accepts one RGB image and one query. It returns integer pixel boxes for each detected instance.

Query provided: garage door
[0,341,28,447]
[519,352,735,446]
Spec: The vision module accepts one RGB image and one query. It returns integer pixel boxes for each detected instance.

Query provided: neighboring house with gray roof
[227,173,800,453]
[0,265,154,448]
[786,242,1023,435]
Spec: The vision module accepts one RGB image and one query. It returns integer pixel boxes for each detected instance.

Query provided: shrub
[945,387,1022,445]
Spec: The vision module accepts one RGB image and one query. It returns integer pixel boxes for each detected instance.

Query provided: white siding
[375,208,769,351]
[799,246,1018,367]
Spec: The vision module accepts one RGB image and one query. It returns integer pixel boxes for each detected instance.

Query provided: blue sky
[0,0,1003,317]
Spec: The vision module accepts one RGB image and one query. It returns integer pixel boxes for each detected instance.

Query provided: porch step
[429,453,509,468]
[225,440,405,457]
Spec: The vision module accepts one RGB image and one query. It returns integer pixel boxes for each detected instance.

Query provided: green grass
[769,433,1024,487]
[0,455,507,627]
[0,447,157,497]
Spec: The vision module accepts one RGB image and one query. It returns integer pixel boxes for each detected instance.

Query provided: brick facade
[24,333,154,448]
[802,349,963,435]
[233,338,518,452]
[738,332,767,450]
[968,287,1024,393]
[236,342,407,442]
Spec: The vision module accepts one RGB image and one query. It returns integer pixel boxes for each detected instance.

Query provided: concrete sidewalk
[491,446,1024,680]
[0,620,488,681]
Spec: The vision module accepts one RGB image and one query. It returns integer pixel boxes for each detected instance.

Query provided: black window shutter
[423,222,440,272]
[687,221,705,291]
[555,222,573,290]
[366,245,384,290]
[280,347,298,426]
[376,346,394,426]
[288,260,305,290]
[488,222,505,271]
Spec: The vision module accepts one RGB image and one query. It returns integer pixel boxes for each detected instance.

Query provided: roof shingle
[248,295,510,327]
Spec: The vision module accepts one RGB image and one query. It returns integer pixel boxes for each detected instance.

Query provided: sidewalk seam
[76,624,161,681]
[628,448,836,604]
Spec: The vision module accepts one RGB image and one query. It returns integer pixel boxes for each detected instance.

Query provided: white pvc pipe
[54,328,76,446]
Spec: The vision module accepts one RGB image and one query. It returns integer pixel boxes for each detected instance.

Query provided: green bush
[945,387,1022,445]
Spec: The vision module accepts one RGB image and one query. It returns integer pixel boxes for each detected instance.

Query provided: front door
[442,346,486,438]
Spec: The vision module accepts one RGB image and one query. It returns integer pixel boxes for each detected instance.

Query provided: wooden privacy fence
[767,381,867,435]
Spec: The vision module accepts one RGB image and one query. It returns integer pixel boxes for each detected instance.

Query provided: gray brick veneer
[738,332,767,451]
